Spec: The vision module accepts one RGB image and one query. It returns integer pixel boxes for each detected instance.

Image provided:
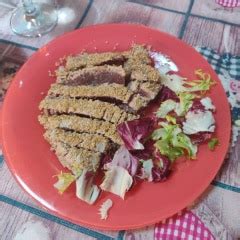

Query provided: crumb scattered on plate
[98,199,113,220]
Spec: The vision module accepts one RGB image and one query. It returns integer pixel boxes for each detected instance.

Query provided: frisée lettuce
[161,69,215,93]
[156,92,196,117]
[175,92,195,116]
[152,122,197,161]
[156,100,177,118]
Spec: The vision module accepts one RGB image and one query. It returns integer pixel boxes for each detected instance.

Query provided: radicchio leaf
[130,150,152,161]
[136,145,171,182]
[76,169,100,205]
[159,86,179,102]
[190,132,212,144]
[190,97,216,113]
[117,118,155,150]
[100,154,112,168]
[183,98,215,142]
[189,99,205,112]
[106,146,139,176]
[152,152,171,182]
[100,166,133,199]
[137,159,154,181]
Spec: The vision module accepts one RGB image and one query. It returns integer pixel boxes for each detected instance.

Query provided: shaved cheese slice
[98,199,113,220]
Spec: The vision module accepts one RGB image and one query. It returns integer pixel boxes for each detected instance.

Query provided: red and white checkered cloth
[155,211,215,240]
[216,0,240,7]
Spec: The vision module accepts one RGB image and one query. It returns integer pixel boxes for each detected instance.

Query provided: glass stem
[22,0,36,15]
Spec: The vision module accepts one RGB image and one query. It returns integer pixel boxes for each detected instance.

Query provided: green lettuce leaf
[166,115,177,124]
[155,139,184,161]
[175,92,195,116]
[155,93,195,119]
[153,123,197,161]
[208,138,219,150]
[151,128,165,141]
[171,133,197,158]
[185,69,216,92]
[156,99,177,118]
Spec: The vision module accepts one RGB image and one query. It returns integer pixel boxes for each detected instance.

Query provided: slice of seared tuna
[47,140,101,175]
[39,96,138,124]
[44,128,110,153]
[57,65,126,86]
[39,114,122,145]
[48,83,134,104]
[65,51,127,71]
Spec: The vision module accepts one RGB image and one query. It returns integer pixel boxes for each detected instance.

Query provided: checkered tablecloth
[0,1,239,240]
[216,0,240,7]
[155,211,214,240]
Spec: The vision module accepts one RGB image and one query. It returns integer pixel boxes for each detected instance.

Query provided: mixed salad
[99,70,218,200]
[53,53,219,220]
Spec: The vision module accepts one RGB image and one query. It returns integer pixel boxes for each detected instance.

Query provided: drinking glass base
[10,3,58,38]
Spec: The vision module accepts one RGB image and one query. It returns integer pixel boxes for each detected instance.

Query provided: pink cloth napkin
[216,0,240,7]
[155,211,215,240]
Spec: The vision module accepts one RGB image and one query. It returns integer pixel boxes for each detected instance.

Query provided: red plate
[1,24,231,230]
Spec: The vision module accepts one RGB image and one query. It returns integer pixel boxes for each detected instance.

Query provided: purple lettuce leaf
[189,99,205,112]
[136,144,171,182]
[189,132,212,144]
[105,146,140,176]
[159,86,179,102]
[152,151,171,182]
[117,118,155,150]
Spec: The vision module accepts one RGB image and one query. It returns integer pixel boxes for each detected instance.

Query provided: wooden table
[0,1,239,239]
